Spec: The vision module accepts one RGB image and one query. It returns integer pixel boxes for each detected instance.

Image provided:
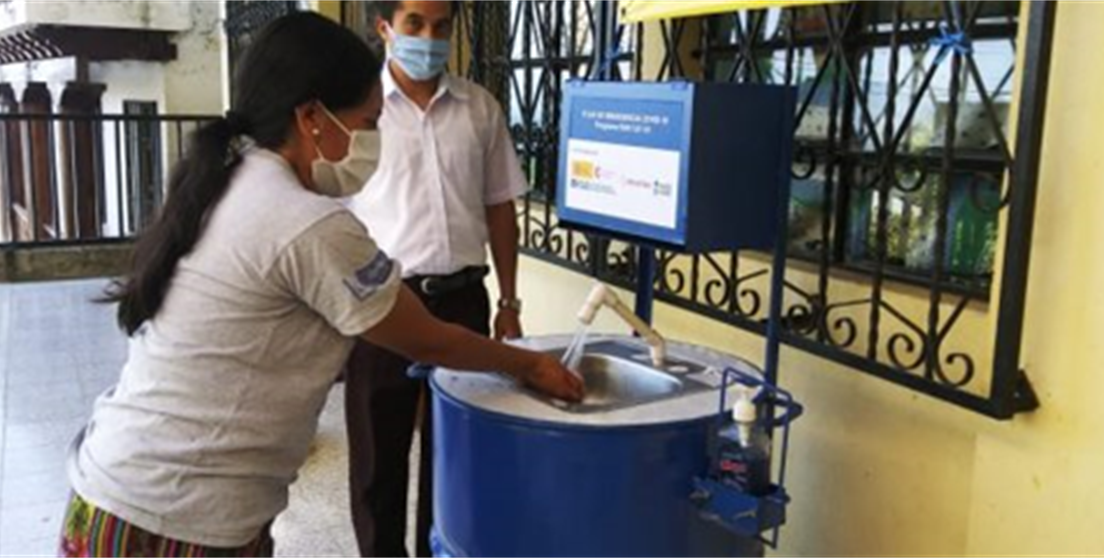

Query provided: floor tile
[0,535,57,557]
[77,371,118,402]
[0,500,67,545]
[274,532,347,558]
[4,364,81,389]
[4,388,87,426]
[7,381,82,402]
[3,420,83,452]
[329,527,360,557]
[1,469,71,510]
[2,444,68,480]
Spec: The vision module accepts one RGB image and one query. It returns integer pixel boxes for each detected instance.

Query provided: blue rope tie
[931,21,973,65]
[595,44,622,80]
[594,27,625,80]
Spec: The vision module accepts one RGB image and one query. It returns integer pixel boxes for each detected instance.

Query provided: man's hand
[494,308,523,340]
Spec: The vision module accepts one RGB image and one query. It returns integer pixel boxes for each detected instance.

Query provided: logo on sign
[571,160,597,180]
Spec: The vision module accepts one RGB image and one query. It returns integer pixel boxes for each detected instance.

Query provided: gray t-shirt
[68,149,401,547]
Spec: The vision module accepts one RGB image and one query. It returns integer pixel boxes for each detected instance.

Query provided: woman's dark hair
[376,1,460,22]
[104,12,382,335]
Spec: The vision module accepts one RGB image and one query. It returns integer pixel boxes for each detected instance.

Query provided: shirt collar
[247,146,297,178]
[382,61,470,104]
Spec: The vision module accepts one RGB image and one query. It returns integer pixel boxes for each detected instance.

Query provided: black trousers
[344,280,490,557]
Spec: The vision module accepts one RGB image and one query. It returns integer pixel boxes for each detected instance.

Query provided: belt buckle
[419,277,439,296]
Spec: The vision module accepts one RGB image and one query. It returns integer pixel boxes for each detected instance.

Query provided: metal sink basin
[532,340,714,414]
[575,354,682,407]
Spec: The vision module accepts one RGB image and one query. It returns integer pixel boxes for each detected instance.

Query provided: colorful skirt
[59,492,273,557]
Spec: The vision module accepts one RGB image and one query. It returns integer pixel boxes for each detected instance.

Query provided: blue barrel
[430,336,765,557]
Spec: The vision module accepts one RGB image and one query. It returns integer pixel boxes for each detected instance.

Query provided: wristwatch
[497,298,523,312]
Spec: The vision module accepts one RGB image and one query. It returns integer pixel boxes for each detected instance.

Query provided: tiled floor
[0,279,117,556]
[0,279,394,557]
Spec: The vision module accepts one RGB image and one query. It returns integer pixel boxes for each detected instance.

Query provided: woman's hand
[364,286,584,403]
[521,353,585,403]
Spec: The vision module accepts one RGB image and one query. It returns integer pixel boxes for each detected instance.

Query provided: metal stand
[633,247,656,324]
[629,120,797,548]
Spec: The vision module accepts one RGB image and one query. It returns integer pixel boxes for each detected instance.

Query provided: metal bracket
[690,477,789,545]
[1011,369,1040,414]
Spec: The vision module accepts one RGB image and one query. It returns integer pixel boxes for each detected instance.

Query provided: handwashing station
[428,81,805,557]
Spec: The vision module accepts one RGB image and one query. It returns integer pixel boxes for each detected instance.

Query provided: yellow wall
[964,2,1104,554]
[311,0,342,22]
[497,2,1104,554]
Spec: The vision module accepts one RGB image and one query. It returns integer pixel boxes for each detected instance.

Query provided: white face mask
[311,106,381,198]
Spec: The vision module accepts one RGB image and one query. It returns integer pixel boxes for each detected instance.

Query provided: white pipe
[577,283,613,325]
[577,283,667,367]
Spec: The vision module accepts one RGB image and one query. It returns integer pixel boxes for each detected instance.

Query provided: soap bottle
[716,385,772,496]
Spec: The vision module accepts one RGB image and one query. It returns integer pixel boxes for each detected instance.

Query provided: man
[343,1,527,556]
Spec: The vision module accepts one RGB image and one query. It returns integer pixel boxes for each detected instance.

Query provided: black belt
[406,266,489,297]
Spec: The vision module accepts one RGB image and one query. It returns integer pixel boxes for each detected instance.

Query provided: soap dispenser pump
[717,384,772,496]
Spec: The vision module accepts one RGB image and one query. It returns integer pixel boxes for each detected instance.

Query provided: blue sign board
[557,81,796,253]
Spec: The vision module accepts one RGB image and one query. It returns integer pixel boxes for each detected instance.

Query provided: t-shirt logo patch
[344,251,394,301]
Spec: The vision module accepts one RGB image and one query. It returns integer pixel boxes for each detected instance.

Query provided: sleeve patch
[344,251,395,301]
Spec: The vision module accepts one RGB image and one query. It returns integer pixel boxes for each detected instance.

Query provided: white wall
[0,0,27,30]
[2,0,191,31]
[0,1,224,240]
[0,59,74,101]
[0,2,222,115]
[161,0,223,115]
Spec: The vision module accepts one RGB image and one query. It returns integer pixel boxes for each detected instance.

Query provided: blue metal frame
[635,247,657,323]
[601,11,798,546]
[691,368,804,549]
[763,97,796,387]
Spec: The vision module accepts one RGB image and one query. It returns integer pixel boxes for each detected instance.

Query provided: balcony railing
[0,112,217,247]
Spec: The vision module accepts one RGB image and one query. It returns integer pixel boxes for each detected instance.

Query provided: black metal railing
[458,0,1053,419]
[0,113,217,247]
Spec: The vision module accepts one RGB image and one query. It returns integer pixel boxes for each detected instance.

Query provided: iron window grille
[456,0,1053,420]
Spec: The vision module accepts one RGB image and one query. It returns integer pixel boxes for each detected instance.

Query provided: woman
[59,12,582,557]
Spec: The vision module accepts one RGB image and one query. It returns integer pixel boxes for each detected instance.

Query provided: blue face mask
[387,27,451,82]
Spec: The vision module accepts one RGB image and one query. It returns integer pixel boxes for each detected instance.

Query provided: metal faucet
[577,283,667,367]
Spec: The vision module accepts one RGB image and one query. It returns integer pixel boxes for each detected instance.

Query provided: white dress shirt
[347,66,528,278]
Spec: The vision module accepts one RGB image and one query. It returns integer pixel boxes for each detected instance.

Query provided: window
[123,101,162,234]
[443,0,1053,418]
[702,3,1018,295]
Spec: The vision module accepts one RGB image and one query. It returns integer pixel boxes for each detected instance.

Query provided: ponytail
[104,116,248,334]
